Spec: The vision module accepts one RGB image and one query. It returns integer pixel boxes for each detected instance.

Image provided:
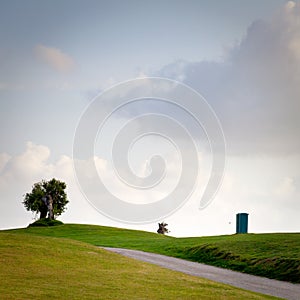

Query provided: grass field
[9,224,300,283]
[0,231,278,300]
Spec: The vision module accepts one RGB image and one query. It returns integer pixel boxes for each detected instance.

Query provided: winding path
[103,247,300,300]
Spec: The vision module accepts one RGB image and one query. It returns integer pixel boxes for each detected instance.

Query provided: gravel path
[103,247,300,300]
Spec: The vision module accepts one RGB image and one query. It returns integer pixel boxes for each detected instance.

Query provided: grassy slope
[9,224,300,283]
[0,232,277,300]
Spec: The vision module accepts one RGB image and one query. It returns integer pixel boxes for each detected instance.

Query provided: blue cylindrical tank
[236,213,248,234]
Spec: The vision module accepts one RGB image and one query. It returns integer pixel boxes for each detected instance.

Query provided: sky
[0,0,299,236]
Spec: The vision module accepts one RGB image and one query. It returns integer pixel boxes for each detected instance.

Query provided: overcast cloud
[158,1,300,156]
[0,1,299,236]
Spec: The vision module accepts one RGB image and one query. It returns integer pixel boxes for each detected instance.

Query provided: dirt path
[103,247,300,300]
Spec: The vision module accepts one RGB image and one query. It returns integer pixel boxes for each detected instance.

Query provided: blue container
[236,213,248,234]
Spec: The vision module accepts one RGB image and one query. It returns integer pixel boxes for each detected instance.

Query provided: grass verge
[0,232,278,299]
[8,224,300,283]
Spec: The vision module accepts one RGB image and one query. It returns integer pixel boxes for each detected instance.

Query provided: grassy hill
[8,224,300,283]
[0,231,278,300]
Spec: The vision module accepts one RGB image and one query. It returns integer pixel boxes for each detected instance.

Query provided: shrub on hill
[28,218,64,227]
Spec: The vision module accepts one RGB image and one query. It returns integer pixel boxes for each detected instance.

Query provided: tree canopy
[23,178,69,219]
[157,222,169,234]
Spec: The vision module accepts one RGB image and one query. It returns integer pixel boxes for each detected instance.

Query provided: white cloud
[0,142,299,235]
[1,2,300,234]
[286,1,296,10]
[157,1,300,156]
[0,47,75,91]
[0,153,11,172]
[274,177,296,198]
[0,142,52,188]
[35,44,75,73]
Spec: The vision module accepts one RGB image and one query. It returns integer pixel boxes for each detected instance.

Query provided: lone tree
[23,178,69,220]
[157,222,169,234]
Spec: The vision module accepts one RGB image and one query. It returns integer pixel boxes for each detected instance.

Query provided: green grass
[0,232,277,300]
[8,224,300,283]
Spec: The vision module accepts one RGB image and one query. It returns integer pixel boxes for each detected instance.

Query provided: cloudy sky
[0,0,299,236]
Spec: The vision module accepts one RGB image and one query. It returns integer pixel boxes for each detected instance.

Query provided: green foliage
[22,178,69,219]
[28,218,64,227]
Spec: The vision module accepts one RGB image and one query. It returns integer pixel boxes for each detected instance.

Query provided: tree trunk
[40,209,47,219]
[48,195,54,220]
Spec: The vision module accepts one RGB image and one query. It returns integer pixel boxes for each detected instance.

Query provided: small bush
[28,218,64,227]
